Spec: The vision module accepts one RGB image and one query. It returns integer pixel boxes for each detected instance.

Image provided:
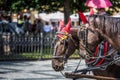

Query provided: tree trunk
[64,0,71,24]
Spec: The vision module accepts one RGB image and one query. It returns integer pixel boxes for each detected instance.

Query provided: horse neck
[95,17,120,51]
[70,28,79,48]
[70,28,79,39]
[88,15,119,53]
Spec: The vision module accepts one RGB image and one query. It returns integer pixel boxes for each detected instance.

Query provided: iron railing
[0,22,79,60]
[0,32,55,60]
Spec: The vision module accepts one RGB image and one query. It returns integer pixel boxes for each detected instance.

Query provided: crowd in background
[0,10,58,36]
[0,7,119,36]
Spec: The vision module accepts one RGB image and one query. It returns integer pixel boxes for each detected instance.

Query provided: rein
[78,27,119,67]
[78,28,108,60]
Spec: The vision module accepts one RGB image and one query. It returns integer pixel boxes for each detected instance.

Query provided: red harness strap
[86,41,109,66]
[85,45,99,63]
[95,41,108,66]
[94,45,99,57]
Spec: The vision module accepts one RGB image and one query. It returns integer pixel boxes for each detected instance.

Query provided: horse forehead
[54,41,64,53]
[56,40,65,47]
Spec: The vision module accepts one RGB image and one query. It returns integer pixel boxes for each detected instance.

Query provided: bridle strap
[84,28,88,48]
[79,41,93,59]
[77,28,93,56]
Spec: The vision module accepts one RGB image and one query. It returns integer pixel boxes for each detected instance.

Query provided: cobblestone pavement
[0,59,92,80]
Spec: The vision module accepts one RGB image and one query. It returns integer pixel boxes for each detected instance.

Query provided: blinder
[78,28,88,47]
[79,29,86,41]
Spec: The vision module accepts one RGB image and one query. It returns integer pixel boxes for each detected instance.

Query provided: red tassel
[57,19,71,38]
[94,45,99,57]
[58,20,64,31]
[90,8,94,15]
[64,18,71,33]
[78,12,87,24]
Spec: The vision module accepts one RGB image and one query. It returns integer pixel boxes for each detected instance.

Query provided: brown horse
[79,14,120,77]
[52,26,120,78]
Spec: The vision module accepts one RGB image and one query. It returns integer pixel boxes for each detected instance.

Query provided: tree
[0,0,119,22]
[109,0,120,14]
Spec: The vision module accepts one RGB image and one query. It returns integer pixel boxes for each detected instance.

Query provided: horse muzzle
[52,60,65,71]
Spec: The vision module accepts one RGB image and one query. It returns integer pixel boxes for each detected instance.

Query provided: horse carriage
[52,15,120,80]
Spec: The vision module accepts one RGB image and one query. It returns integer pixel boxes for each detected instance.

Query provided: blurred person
[1,13,11,32]
[37,18,44,33]
[23,15,30,34]
[43,22,51,36]
[30,20,37,34]
[0,14,2,22]
[1,13,8,23]
[51,22,57,34]
[8,14,17,34]
[97,8,109,16]
[16,15,24,34]
[30,13,35,25]
[29,8,38,25]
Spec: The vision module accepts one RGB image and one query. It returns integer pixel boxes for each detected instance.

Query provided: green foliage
[70,0,88,14]
[109,0,120,14]
[0,0,119,15]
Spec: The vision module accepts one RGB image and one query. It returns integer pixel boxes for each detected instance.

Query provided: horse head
[78,13,101,53]
[78,15,104,57]
[52,20,80,71]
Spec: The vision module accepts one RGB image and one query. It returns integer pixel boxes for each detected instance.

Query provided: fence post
[40,32,43,60]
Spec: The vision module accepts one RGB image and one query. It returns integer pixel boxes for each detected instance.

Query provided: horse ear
[58,20,65,31]
[57,19,71,39]
[78,12,87,24]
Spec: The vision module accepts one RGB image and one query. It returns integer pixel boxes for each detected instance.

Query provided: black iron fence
[0,22,55,60]
[0,22,79,61]
[0,32,55,60]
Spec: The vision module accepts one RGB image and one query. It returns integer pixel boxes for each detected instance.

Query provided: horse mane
[89,15,120,35]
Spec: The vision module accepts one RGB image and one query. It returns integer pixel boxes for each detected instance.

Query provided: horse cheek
[61,46,65,55]
[57,45,65,55]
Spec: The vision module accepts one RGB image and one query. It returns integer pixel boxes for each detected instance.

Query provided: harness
[78,26,120,70]
[52,31,78,62]
[53,26,120,74]
[52,15,120,78]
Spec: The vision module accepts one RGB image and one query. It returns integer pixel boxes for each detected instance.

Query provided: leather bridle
[78,26,103,60]
[52,31,78,62]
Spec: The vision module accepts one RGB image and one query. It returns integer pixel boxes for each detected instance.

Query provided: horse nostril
[55,65,59,70]
[53,65,59,71]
